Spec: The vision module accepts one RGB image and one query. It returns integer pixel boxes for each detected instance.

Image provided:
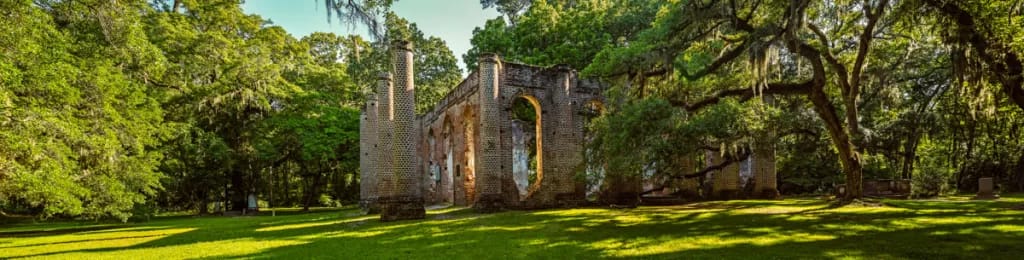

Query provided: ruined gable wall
[411,57,607,210]
[418,72,480,206]
[496,63,604,208]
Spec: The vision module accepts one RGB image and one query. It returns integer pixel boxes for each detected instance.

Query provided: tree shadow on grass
[0,225,122,238]
[883,199,1024,211]
[0,234,167,250]
[226,205,1023,259]
[6,198,1024,259]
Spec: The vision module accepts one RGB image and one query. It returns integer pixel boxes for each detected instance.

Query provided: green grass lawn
[2,195,1023,259]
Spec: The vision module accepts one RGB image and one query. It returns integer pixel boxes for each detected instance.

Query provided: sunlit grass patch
[2,196,1023,259]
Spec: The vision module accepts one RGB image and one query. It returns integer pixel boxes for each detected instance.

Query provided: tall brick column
[601,175,641,207]
[359,105,368,205]
[752,143,780,199]
[555,65,583,203]
[753,96,780,199]
[360,92,380,213]
[709,151,740,200]
[475,53,504,212]
[374,72,395,217]
[675,154,701,198]
[379,40,426,221]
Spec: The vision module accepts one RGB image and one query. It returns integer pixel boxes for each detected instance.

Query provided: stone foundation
[754,188,781,199]
[379,196,426,222]
[709,152,740,200]
[751,146,779,199]
[359,199,380,214]
[473,194,504,213]
[676,189,701,199]
[711,190,741,200]
[863,179,911,198]
[674,155,702,199]
[600,174,641,207]
[603,191,640,207]
[554,192,586,208]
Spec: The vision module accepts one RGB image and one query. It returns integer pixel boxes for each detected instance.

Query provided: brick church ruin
[360,41,780,221]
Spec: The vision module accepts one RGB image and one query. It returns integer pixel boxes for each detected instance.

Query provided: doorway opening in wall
[583,100,604,201]
[511,96,543,200]
[462,108,477,205]
[428,128,444,205]
[443,121,455,204]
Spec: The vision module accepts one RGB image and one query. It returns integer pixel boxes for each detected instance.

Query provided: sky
[242,0,502,72]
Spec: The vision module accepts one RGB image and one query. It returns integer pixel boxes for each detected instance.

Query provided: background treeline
[3,0,1023,220]
[467,0,1024,199]
[0,0,461,221]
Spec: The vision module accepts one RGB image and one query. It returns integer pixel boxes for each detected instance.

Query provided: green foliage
[317,193,337,207]
[585,94,767,179]
[911,139,955,198]
[341,13,462,113]
[1,0,164,221]
[549,0,1024,197]
[510,98,537,122]
[158,126,230,212]
[1,0,461,218]
[263,92,360,163]
[465,0,652,72]
[322,0,394,39]
[384,13,463,113]
[480,0,532,24]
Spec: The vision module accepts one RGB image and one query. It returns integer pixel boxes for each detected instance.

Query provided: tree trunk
[807,74,864,200]
[283,162,291,206]
[305,174,323,211]
[777,36,866,200]
[269,166,274,211]
[302,163,325,212]
[301,163,311,212]
[904,139,918,180]
[903,127,922,180]
[198,196,209,215]
[230,168,245,211]
[958,122,978,190]
[1015,153,1024,191]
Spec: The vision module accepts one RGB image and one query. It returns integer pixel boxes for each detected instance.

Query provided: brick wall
[709,151,741,199]
[752,144,779,198]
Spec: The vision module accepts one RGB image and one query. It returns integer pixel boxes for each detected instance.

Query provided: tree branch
[922,0,1024,111]
[807,22,852,94]
[679,40,751,81]
[851,0,888,93]
[670,80,814,112]
[641,150,751,195]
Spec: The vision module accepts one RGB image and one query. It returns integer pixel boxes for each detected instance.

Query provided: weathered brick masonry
[361,45,604,216]
[376,41,426,221]
[361,43,779,219]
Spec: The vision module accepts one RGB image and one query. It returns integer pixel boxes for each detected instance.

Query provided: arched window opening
[428,129,438,184]
[511,96,543,200]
